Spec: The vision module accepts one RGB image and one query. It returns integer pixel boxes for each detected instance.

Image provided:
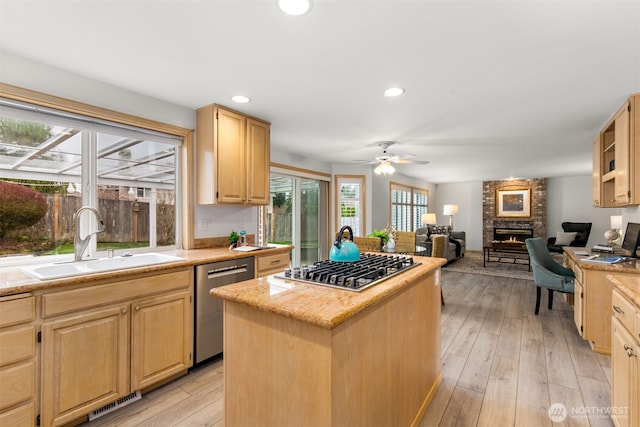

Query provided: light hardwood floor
[81,269,613,427]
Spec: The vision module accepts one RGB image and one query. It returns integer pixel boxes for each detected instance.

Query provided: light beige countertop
[564,247,640,274]
[607,274,640,308]
[0,245,292,296]
[210,255,446,330]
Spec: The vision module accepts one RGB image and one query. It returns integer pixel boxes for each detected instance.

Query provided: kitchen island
[211,255,445,427]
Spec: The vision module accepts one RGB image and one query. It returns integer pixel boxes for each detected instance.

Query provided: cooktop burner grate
[275,253,420,292]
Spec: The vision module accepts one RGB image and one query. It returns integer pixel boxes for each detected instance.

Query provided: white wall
[432,182,483,250]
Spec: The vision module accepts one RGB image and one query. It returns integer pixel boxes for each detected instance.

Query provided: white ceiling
[1,0,639,183]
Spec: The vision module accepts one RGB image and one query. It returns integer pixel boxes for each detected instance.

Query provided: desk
[483,243,530,271]
[563,247,640,354]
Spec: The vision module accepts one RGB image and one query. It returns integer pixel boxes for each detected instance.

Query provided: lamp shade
[421,213,437,225]
[443,204,459,216]
[611,215,623,229]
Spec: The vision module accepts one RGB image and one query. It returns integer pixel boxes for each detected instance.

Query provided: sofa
[416,226,466,262]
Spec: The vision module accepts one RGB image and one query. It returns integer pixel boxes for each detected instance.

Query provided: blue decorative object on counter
[330,225,360,262]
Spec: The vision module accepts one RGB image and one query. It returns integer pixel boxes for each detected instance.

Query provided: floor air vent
[88,390,141,421]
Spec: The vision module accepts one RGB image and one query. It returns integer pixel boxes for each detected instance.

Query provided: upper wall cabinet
[593,94,639,207]
[196,104,271,205]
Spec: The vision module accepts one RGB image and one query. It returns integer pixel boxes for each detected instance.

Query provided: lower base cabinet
[39,268,193,427]
[611,289,639,427]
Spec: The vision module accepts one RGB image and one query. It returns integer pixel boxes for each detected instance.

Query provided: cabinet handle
[121,309,127,315]
[135,306,140,311]
[270,260,281,265]
[623,344,637,357]
[612,305,624,314]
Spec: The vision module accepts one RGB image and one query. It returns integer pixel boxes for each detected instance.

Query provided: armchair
[525,238,575,315]
[547,222,592,253]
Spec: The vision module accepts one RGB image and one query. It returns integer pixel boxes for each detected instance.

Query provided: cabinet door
[245,118,270,205]
[216,107,246,204]
[41,305,129,427]
[593,134,603,206]
[614,102,631,205]
[611,317,636,427]
[131,291,192,391]
[574,280,584,337]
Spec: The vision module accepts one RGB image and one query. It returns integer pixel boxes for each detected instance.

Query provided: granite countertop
[0,245,292,297]
[607,274,640,308]
[210,256,446,330]
[564,247,640,273]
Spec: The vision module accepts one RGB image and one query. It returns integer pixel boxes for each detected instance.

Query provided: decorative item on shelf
[443,204,459,229]
[239,230,247,246]
[604,215,623,245]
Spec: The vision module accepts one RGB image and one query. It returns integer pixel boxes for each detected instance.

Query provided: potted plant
[228,230,239,249]
[368,229,389,250]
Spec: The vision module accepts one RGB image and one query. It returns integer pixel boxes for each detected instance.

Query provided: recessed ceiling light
[384,87,405,97]
[278,0,311,16]
[232,95,251,104]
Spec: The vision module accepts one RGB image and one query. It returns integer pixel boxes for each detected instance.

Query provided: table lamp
[443,204,459,229]
[421,213,437,226]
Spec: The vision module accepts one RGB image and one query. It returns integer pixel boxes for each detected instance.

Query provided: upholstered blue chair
[525,238,575,315]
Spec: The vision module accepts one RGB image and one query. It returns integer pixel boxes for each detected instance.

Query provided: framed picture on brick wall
[496,188,530,217]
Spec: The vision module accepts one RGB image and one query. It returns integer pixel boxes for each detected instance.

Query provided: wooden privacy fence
[7,193,175,246]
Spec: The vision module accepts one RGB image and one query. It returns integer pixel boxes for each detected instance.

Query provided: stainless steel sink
[23,253,185,280]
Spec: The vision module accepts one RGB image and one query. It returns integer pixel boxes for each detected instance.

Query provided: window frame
[0,83,195,262]
[390,181,429,231]
[334,175,366,236]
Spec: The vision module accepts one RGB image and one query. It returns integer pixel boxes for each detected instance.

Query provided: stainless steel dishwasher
[194,257,255,365]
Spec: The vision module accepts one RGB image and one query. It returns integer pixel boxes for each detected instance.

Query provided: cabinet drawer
[0,326,35,367]
[0,401,35,427]
[42,268,192,318]
[612,289,636,333]
[257,253,289,275]
[0,296,34,328]
[0,360,35,411]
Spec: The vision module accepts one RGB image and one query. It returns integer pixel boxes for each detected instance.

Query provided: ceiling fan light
[374,160,395,175]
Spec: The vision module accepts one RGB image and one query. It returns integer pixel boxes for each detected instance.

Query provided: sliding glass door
[266,173,327,267]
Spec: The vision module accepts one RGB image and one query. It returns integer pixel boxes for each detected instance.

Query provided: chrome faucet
[73,206,105,261]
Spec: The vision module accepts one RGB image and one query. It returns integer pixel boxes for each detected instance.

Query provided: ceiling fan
[355,142,429,175]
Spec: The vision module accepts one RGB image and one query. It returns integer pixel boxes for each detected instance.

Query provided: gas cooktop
[275,253,420,292]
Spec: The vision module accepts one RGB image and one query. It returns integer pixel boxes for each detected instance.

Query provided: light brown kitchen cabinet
[594,94,639,207]
[131,291,192,391]
[196,104,270,205]
[39,268,192,427]
[40,304,129,427]
[0,294,36,427]
[564,250,613,353]
[256,252,290,277]
[611,289,639,427]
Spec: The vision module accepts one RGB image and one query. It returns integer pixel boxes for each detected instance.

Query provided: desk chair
[525,237,575,315]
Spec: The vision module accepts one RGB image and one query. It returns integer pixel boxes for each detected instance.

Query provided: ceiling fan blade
[394,159,430,165]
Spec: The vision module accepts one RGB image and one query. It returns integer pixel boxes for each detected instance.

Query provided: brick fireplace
[482,179,546,247]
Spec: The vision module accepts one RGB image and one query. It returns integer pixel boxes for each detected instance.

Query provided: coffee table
[483,242,531,271]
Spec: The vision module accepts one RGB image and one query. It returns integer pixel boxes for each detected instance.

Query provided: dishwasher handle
[206,264,250,279]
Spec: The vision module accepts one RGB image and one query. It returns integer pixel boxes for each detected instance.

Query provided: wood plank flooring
[81,269,613,427]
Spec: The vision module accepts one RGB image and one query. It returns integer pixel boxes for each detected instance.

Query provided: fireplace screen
[493,228,534,243]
